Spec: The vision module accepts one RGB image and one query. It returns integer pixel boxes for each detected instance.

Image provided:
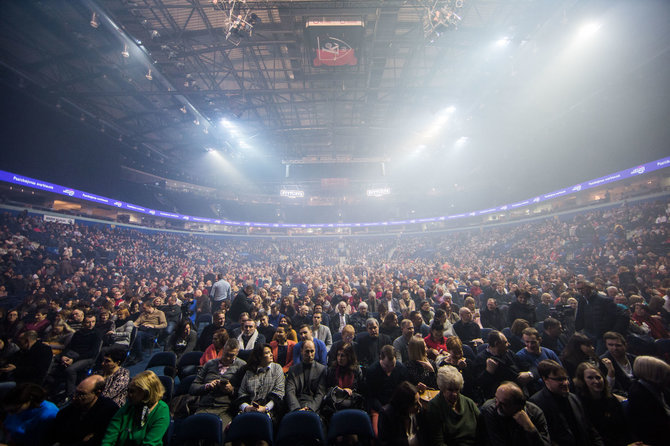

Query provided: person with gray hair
[355,317,391,368]
[350,301,370,334]
[426,365,482,445]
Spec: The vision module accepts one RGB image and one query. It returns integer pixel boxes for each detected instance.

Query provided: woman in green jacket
[101,370,170,446]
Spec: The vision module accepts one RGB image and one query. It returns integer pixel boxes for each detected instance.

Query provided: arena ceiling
[0,0,669,214]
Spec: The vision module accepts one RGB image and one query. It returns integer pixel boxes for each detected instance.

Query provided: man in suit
[285,340,327,413]
[529,360,604,446]
[311,311,333,352]
[329,301,350,334]
[270,324,295,373]
[380,290,401,315]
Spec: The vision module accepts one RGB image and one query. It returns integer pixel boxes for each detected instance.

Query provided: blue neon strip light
[1,156,668,228]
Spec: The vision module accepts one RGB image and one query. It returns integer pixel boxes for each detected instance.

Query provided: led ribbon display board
[0,156,668,228]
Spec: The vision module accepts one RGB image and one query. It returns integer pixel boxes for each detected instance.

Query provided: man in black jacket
[473,330,534,402]
[1,330,53,385]
[480,382,551,446]
[51,375,118,446]
[575,282,628,354]
[480,298,505,330]
[48,314,102,398]
[529,360,603,446]
[355,318,391,369]
[228,282,255,322]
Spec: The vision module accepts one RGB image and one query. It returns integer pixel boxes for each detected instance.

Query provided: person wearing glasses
[529,360,604,446]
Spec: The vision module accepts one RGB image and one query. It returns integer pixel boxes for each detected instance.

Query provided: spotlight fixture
[151,30,160,39]
[90,12,99,29]
[121,44,130,58]
[145,69,153,80]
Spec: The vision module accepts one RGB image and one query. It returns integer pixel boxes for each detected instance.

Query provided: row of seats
[167,409,374,446]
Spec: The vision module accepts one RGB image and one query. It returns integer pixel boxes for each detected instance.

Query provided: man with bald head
[52,375,118,445]
[480,382,551,446]
[285,340,327,413]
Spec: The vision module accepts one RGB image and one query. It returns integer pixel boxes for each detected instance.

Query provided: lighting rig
[212,0,259,46]
[420,0,464,41]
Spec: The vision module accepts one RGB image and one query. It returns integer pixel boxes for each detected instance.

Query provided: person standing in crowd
[575,281,628,354]
[210,273,232,312]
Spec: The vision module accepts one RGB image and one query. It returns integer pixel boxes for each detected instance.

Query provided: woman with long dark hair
[573,362,633,446]
[165,319,197,360]
[561,333,606,380]
[323,343,364,418]
[236,343,285,424]
[378,381,424,446]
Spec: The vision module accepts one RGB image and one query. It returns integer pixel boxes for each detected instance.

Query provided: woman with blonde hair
[405,335,437,391]
[101,370,170,446]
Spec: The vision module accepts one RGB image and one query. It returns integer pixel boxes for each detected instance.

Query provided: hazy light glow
[424,107,455,138]
[495,37,511,47]
[577,22,602,41]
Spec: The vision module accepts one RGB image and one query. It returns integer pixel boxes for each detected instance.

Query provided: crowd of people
[0,197,668,445]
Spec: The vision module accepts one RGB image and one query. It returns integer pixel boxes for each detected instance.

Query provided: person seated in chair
[47,314,102,400]
[285,340,328,413]
[191,338,246,427]
[52,375,119,446]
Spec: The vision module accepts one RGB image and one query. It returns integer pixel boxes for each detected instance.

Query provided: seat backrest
[225,412,273,445]
[476,343,489,354]
[175,374,197,396]
[276,410,325,446]
[173,413,223,445]
[146,351,177,370]
[327,409,374,444]
[158,375,174,404]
